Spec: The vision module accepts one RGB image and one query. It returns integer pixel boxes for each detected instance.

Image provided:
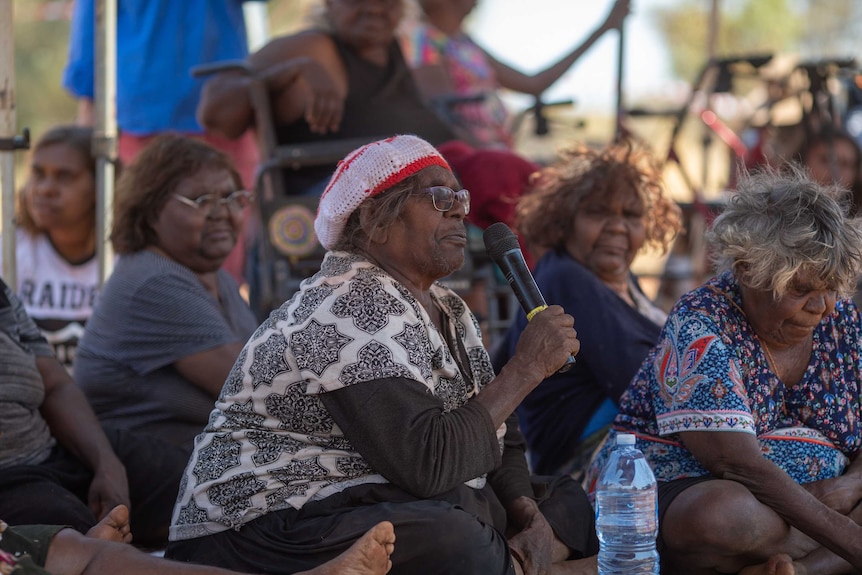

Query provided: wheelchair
[192,61,494,328]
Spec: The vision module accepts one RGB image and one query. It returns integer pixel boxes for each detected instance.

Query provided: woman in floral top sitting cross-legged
[587,167,862,575]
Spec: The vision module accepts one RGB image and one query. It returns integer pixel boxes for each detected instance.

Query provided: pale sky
[467,0,681,113]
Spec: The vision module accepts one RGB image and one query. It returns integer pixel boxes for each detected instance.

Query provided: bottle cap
[616,433,636,445]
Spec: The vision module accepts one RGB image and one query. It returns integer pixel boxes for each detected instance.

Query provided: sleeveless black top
[275,36,455,194]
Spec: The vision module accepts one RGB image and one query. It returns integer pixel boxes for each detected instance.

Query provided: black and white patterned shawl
[170,252,499,540]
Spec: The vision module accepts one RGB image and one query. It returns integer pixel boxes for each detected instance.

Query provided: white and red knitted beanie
[314,135,451,250]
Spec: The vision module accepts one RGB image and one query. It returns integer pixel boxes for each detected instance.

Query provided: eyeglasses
[172,190,253,213]
[422,186,470,215]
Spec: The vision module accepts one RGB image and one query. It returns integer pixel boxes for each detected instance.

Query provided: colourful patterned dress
[587,271,862,490]
[403,23,513,149]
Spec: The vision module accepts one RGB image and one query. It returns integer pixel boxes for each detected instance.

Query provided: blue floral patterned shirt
[588,271,862,488]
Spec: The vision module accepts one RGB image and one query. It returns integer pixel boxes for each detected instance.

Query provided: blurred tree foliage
[651,0,860,83]
[12,1,76,156]
[10,1,75,185]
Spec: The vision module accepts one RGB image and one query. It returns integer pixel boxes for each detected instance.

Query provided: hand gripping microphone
[483,222,575,372]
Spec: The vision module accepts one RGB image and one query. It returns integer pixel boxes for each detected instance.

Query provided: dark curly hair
[515,141,681,256]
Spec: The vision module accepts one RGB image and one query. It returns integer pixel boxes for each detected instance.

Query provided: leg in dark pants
[104,427,189,548]
[166,477,596,574]
[0,429,187,550]
[0,459,95,533]
[167,483,514,575]
[168,498,514,575]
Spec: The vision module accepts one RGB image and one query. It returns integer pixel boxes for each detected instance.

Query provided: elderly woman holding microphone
[166,135,601,575]
[588,168,862,575]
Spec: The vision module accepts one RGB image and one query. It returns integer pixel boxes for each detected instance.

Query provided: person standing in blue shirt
[62,0,260,283]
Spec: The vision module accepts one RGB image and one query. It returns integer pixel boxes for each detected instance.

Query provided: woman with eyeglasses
[74,134,258,455]
[166,135,600,575]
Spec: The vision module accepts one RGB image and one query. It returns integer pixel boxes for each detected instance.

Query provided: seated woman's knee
[665,480,787,553]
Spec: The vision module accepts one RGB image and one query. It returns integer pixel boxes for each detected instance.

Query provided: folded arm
[321,377,501,498]
[197,31,346,139]
[803,451,862,515]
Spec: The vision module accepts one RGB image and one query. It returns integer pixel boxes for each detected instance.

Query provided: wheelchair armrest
[533,98,575,111]
[190,60,253,78]
[253,136,387,199]
[269,136,387,169]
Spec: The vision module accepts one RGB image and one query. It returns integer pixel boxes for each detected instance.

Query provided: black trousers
[0,427,188,549]
[166,474,598,575]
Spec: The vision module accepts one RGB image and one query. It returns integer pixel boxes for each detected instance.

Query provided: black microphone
[483,222,575,372]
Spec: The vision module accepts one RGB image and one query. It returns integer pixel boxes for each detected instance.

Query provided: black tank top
[275,36,455,194]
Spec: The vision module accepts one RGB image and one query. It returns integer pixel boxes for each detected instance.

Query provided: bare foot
[86,504,133,544]
[738,554,800,575]
[302,521,395,575]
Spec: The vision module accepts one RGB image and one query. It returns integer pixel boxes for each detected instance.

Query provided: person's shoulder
[668,274,740,323]
[534,250,603,289]
[110,252,200,291]
[249,29,342,75]
[415,22,450,46]
[113,250,166,275]
[259,29,337,60]
[831,298,862,330]
[10,227,42,251]
[275,253,367,316]
[0,229,29,269]
[0,231,43,285]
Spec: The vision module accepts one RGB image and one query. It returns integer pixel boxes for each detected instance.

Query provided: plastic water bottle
[595,433,659,575]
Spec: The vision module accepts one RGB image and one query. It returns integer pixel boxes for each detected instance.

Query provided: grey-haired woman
[588,167,862,575]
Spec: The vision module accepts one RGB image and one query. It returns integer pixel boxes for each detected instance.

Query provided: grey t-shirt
[74,251,258,450]
[0,279,56,468]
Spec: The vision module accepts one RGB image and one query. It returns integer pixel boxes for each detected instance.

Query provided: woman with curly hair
[496,141,681,477]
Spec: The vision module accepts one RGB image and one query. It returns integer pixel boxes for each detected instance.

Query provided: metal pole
[701,0,720,194]
[94,0,117,285]
[242,0,270,53]
[614,10,626,143]
[0,0,18,287]
[707,0,719,64]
